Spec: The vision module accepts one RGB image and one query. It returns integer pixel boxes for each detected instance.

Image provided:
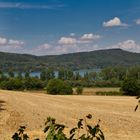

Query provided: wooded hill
[0,48,140,71]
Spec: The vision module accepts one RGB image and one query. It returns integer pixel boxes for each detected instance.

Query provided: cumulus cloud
[34,43,99,55]
[8,39,24,48]
[35,43,53,52]
[0,37,7,45]
[0,33,102,55]
[136,19,140,25]
[110,40,140,53]
[17,38,140,56]
[37,43,52,50]
[58,33,101,46]
[28,43,53,55]
[56,39,140,55]
[30,33,101,55]
[58,37,77,45]
[0,37,24,48]
[103,17,128,27]
[80,33,101,42]
[29,43,70,55]
[0,37,25,53]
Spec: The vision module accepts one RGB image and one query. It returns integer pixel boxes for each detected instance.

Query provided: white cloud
[39,43,51,50]
[37,43,52,51]
[0,37,7,45]
[30,33,101,55]
[35,43,98,55]
[0,2,64,9]
[56,40,140,55]
[14,39,140,56]
[80,33,101,41]
[8,39,24,48]
[136,19,140,25]
[58,33,101,46]
[58,37,77,45]
[70,33,76,37]
[0,37,24,48]
[29,43,52,55]
[110,40,140,53]
[103,17,128,27]
[0,33,101,55]
[0,37,25,53]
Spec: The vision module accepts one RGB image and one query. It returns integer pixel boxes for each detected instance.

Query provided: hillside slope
[40,48,140,69]
[0,49,140,71]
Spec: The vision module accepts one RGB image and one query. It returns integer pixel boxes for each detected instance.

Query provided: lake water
[30,68,101,78]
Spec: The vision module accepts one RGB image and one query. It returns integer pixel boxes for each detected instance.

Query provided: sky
[0,0,140,55]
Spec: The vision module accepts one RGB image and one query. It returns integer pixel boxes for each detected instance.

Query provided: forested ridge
[0,48,140,71]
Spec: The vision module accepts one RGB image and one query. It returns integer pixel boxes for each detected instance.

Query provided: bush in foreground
[46,79,73,95]
[12,114,105,140]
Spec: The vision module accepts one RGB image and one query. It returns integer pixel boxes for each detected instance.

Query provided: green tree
[74,72,81,80]
[76,86,83,95]
[17,72,23,80]
[58,68,65,80]
[40,68,55,81]
[121,78,140,96]
[100,66,126,81]
[23,77,44,90]
[58,68,74,80]
[84,72,90,81]
[46,79,73,95]
[25,71,30,78]
[126,65,140,80]
[0,78,24,90]
[89,72,97,81]
[40,69,46,81]
[66,69,74,80]
[0,73,8,81]
[46,68,55,81]
[8,70,14,78]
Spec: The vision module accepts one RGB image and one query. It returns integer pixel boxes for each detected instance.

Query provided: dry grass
[0,89,140,140]
[73,87,120,95]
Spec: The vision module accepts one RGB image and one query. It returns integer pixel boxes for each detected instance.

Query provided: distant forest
[0,48,140,72]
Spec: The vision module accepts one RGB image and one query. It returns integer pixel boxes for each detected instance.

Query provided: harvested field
[80,87,120,95]
[0,90,140,140]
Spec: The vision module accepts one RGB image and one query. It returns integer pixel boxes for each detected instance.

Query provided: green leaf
[23,134,29,140]
[69,134,75,140]
[87,125,92,130]
[135,105,139,112]
[70,127,77,134]
[99,133,105,140]
[96,136,101,140]
[86,114,92,119]
[12,133,19,140]
[78,119,83,129]
[44,126,50,133]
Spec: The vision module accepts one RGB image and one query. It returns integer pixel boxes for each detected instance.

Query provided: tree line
[0,65,139,96]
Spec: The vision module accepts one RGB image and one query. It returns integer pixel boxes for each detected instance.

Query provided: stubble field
[0,89,140,140]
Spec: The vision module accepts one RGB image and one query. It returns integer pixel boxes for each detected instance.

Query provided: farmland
[0,89,140,140]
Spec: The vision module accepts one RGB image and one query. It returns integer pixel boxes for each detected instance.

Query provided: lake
[30,68,101,78]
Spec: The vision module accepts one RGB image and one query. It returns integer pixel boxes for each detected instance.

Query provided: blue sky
[0,0,140,55]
